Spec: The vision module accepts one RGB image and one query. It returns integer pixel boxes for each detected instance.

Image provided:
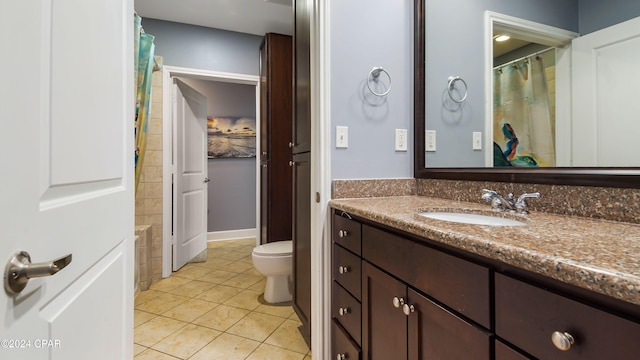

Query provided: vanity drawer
[332,319,361,360]
[333,244,362,299]
[495,273,640,360]
[332,281,362,346]
[333,213,362,255]
[495,340,531,360]
[362,225,490,328]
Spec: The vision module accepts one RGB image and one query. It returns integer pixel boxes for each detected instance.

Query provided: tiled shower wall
[135,66,164,284]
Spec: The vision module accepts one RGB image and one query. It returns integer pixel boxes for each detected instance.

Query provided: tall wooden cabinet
[259,33,292,245]
[292,0,312,345]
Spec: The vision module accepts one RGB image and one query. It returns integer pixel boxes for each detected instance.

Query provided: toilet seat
[252,240,292,256]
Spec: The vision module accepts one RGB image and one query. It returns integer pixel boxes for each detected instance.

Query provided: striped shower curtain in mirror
[493,56,555,167]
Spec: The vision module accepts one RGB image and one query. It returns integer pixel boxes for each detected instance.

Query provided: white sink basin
[417,211,526,226]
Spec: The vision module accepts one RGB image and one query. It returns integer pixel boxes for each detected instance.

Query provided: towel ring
[367,67,392,97]
[447,76,468,103]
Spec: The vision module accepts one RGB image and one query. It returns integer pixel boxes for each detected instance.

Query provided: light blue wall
[424,0,578,167]
[330,0,414,179]
[180,78,257,232]
[579,0,640,34]
[144,18,261,233]
[142,18,263,75]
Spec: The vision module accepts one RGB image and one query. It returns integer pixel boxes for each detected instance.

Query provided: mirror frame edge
[413,0,640,189]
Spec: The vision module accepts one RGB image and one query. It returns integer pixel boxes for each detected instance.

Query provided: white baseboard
[207,228,257,242]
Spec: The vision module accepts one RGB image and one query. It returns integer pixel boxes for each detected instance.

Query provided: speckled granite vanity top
[329,196,640,306]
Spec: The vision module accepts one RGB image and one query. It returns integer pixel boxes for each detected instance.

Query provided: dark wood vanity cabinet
[331,209,640,360]
[332,212,491,360]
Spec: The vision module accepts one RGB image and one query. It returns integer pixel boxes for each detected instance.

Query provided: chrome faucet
[482,189,540,214]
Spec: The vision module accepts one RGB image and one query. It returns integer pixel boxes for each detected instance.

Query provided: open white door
[0,0,134,359]
[572,16,640,166]
[173,79,208,270]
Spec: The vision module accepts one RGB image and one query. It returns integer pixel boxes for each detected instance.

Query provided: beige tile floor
[134,239,311,360]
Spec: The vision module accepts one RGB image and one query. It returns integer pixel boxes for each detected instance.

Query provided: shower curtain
[134,14,155,193]
[493,55,555,167]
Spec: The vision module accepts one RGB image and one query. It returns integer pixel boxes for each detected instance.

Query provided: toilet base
[264,274,292,303]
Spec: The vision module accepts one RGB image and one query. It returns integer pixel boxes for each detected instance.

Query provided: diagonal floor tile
[264,319,310,354]
[151,324,221,359]
[223,289,264,311]
[226,312,286,342]
[246,343,305,360]
[134,316,187,347]
[189,333,260,360]
[135,292,190,315]
[162,298,218,322]
[196,285,241,303]
[192,304,249,332]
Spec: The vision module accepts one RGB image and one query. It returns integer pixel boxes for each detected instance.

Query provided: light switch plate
[473,131,482,150]
[336,126,348,148]
[425,130,436,152]
[395,129,408,151]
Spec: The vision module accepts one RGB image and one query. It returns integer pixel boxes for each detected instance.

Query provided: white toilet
[252,240,293,303]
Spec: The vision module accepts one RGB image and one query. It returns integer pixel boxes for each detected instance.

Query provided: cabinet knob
[338,229,348,238]
[289,160,295,167]
[289,141,295,148]
[392,296,405,308]
[551,331,575,351]
[338,307,350,316]
[402,303,415,316]
[336,354,347,360]
[338,265,350,274]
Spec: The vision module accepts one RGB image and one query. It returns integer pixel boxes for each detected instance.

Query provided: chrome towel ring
[367,67,391,97]
[447,76,468,103]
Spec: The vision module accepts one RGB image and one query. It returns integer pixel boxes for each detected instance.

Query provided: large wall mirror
[414,0,640,188]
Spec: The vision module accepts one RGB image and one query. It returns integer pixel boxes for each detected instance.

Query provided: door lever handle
[4,251,72,295]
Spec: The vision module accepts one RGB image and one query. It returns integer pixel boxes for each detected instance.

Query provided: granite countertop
[329,196,640,306]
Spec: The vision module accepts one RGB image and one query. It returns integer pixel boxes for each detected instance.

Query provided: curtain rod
[493,46,555,70]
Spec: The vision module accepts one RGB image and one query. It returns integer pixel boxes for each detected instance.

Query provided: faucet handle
[515,192,540,214]
[481,189,498,200]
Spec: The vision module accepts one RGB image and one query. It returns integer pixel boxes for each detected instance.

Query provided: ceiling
[134,0,293,36]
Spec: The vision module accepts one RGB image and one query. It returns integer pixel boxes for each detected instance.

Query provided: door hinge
[315,192,320,203]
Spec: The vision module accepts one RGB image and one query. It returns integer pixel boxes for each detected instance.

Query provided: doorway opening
[161,66,261,277]
[484,11,578,167]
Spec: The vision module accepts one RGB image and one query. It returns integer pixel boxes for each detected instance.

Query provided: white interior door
[173,79,208,270]
[571,16,640,166]
[0,0,134,359]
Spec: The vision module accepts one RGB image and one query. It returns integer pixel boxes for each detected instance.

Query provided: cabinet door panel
[408,288,491,360]
[496,273,640,360]
[363,262,407,360]
[292,152,311,342]
[363,225,490,328]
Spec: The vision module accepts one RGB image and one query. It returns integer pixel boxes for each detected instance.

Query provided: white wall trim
[484,11,578,167]
[161,65,260,278]
[207,228,258,242]
[311,0,332,359]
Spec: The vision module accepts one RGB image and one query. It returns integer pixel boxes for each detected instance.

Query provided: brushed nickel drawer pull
[338,307,350,316]
[392,296,405,308]
[338,265,350,274]
[403,303,415,316]
[551,331,575,351]
[338,229,348,238]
